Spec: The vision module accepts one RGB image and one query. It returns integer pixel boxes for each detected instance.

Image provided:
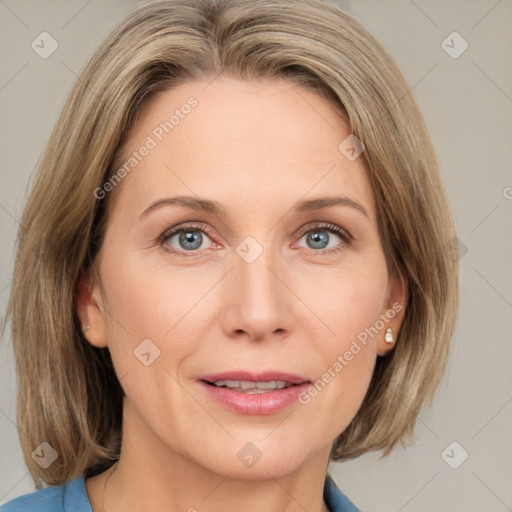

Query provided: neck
[87,399,333,512]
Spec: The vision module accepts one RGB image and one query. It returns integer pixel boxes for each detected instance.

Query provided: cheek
[294,265,387,424]
[96,253,216,434]
[98,244,219,373]
[111,273,204,335]
[298,259,388,353]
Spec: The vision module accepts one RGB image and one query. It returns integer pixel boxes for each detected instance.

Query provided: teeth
[212,380,292,391]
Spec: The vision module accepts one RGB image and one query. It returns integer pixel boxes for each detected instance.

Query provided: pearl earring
[84,325,91,331]
[384,327,394,344]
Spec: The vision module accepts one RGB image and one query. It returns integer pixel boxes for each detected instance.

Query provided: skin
[77,76,407,512]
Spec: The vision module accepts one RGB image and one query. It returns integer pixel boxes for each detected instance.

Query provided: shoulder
[1,475,92,512]
[323,473,361,512]
[2,472,356,512]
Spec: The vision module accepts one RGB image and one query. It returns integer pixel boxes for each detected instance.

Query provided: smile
[208,380,295,393]
[197,371,311,414]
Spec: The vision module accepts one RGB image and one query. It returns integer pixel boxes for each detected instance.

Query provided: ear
[76,268,109,348]
[377,270,408,356]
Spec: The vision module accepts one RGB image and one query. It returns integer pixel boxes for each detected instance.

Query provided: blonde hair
[4,0,459,488]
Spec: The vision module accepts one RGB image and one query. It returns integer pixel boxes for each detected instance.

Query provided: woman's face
[80,76,406,479]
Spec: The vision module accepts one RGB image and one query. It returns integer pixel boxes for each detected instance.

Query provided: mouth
[197,371,312,414]
[202,379,300,394]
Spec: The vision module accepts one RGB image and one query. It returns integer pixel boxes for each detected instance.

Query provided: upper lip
[198,370,310,385]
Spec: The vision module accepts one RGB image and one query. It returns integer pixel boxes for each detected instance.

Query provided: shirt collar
[65,473,360,512]
[323,473,361,512]
[64,475,92,512]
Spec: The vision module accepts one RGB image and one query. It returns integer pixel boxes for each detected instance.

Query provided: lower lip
[198,381,311,415]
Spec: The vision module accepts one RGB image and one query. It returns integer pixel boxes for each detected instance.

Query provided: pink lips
[197,370,311,415]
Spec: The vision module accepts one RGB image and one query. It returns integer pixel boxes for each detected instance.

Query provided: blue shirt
[1,472,360,512]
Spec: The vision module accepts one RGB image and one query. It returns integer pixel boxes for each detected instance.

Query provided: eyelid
[158,221,216,246]
[292,222,353,255]
[295,222,352,242]
[158,220,353,255]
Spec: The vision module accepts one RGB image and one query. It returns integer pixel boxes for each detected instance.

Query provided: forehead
[108,76,376,222]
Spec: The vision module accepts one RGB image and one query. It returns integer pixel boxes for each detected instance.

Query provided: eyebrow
[139,195,369,220]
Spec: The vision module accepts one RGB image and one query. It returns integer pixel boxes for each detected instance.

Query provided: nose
[220,239,295,343]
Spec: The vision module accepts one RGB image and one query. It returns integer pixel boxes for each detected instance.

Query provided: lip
[197,370,311,415]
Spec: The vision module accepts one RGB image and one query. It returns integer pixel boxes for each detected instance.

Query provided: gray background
[1,1,511,510]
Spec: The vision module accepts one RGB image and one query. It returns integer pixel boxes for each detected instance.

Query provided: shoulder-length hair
[4,0,459,488]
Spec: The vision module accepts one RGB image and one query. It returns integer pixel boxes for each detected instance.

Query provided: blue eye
[161,223,214,254]
[159,222,352,256]
[295,223,352,254]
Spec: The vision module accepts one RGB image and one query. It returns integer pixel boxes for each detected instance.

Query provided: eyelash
[158,222,353,257]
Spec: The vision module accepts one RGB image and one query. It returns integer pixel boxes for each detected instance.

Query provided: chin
[194,438,319,481]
